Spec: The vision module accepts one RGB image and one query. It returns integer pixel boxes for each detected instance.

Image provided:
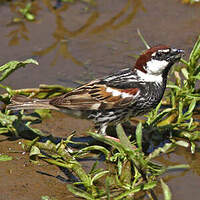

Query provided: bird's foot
[104,135,120,142]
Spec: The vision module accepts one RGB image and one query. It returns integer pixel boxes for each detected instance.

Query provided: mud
[0,0,200,199]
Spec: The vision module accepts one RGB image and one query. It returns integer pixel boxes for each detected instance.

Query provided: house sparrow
[7,45,184,136]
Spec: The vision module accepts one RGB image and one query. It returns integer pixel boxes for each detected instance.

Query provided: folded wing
[50,80,140,110]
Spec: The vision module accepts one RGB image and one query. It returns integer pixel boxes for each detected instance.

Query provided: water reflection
[34,0,99,66]
[90,0,144,34]
[7,22,29,46]
[6,0,144,66]
[175,147,200,176]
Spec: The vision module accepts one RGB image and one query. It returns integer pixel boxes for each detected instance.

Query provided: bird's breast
[130,82,164,115]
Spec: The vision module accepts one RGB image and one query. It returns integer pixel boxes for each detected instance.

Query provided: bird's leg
[104,135,120,142]
[96,123,120,142]
[97,123,107,136]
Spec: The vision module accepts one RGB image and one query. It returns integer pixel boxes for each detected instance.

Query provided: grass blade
[91,170,109,184]
[137,29,150,49]
[116,123,135,150]
[160,179,172,200]
[136,122,142,151]
[67,184,96,200]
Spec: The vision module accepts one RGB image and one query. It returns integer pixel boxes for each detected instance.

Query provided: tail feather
[7,95,59,111]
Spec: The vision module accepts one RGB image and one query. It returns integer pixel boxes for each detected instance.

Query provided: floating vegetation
[19,2,35,21]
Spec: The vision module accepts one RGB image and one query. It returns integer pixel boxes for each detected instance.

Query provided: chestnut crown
[135,45,184,75]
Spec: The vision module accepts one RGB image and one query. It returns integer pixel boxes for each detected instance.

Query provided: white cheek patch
[106,87,133,98]
[146,59,169,75]
[137,70,163,83]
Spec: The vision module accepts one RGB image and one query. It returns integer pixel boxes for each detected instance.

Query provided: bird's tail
[7,95,59,111]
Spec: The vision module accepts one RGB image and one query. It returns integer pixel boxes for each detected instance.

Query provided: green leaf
[177,101,183,122]
[180,58,189,66]
[0,111,18,135]
[166,164,190,172]
[175,140,189,148]
[0,59,38,82]
[188,117,194,129]
[35,109,52,119]
[88,131,125,154]
[0,154,13,161]
[114,181,157,200]
[136,122,142,151]
[30,145,41,157]
[89,161,99,174]
[116,123,133,149]
[151,108,175,126]
[91,170,109,184]
[192,74,200,80]
[184,99,196,117]
[186,94,200,99]
[25,122,47,136]
[146,101,162,125]
[19,3,32,15]
[117,159,123,175]
[171,90,176,107]
[181,68,189,79]
[105,177,111,200]
[160,179,172,200]
[191,142,196,154]
[167,84,181,90]
[148,143,174,159]
[77,145,110,160]
[25,13,35,21]
[67,184,96,200]
[189,35,200,66]
[0,127,9,134]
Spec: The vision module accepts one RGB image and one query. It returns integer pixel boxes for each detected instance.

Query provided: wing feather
[50,79,140,110]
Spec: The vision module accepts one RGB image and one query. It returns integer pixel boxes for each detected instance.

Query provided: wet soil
[0,0,200,199]
[0,135,81,200]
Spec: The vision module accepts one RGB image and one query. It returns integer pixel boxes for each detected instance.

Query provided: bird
[7,45,184,137]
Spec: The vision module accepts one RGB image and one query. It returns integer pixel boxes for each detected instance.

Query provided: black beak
[170,48,185,61]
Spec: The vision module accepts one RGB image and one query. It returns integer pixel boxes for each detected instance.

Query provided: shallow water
[0,0,200,199]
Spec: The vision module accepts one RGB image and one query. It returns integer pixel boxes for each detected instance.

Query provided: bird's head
[134,45,184,76]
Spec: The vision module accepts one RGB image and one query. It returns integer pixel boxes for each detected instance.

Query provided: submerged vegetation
[0,34,199,199]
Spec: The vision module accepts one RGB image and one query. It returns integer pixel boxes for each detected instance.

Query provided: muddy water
[0,0,200,199]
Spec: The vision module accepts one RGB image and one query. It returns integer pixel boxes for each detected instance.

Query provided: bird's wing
[50,69,140,110]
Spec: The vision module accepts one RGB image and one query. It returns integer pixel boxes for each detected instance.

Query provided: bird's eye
[156,52,162,57]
